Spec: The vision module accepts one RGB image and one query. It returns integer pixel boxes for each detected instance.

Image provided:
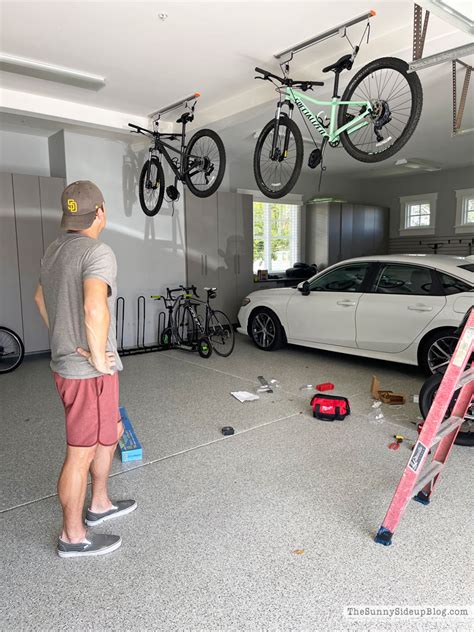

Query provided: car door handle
[337,300,356,307]
[408,304,433,312]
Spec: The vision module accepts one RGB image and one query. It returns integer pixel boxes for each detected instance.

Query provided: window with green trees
[253,202,300,273]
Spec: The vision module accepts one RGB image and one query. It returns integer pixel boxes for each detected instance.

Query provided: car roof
[325,254,474,281]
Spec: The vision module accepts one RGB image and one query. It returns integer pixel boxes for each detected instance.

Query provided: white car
[237,254,474,373]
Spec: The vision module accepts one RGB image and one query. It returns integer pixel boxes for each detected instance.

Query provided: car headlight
[241,297,251,306]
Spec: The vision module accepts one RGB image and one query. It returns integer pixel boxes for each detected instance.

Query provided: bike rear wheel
[253,117,303,198]
[0,327,25,374]
[338,57,423,163]
[139,157,165,216]
[208,310,235,357]
[184,129,226,198]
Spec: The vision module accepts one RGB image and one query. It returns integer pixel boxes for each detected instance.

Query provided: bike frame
[284,87,373,143]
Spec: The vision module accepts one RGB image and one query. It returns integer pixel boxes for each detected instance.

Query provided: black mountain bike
[253,43,422,198]
[0,326,24,374]
[129,94,226,216]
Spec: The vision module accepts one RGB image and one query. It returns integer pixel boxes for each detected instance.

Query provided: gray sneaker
[58,533,122,558]
[85,499,137,526]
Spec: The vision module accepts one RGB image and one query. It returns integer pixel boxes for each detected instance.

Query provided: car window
[459,264,474,273]
[439,273,473,295]
[310,263,369,293]
[374,264,432,295]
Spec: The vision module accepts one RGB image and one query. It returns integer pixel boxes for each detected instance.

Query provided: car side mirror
[298,281,310,296]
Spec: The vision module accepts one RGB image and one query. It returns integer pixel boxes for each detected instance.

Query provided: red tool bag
[310,394,351,421]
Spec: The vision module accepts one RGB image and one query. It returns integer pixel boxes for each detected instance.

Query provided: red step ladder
[375,309,474,546]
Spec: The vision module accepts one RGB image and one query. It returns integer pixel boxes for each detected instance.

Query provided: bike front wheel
[184,129,226,198]
[253,117,303,199]
[0,326,25,374]
[139,157,165,216]
[338,57,423,163]
[208,310,235,357]
[175,304,199,346]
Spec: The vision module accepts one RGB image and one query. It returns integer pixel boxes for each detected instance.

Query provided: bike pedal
[166,185,180,201]
[308,148,322,169]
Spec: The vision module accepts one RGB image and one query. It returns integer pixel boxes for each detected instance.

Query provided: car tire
[418,328,459,375]
[419,372,474,446]
[249,308,285,351]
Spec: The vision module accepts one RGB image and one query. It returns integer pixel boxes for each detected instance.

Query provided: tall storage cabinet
[0,172,64,353]
[306,201,389,268]
[185,190,254,323]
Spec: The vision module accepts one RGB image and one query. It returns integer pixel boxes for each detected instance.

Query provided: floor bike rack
[116,295,167,357]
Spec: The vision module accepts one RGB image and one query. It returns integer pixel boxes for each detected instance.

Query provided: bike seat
[176,112,194,124]
[322,54,353,74]
[204,287,217,292]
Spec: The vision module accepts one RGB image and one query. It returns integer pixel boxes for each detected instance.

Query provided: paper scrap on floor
[231,391,260,403]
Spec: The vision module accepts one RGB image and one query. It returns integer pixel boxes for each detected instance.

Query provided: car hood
[246,287,297,300]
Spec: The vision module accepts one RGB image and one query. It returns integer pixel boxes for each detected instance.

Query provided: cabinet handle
[237,254,240,274]
[205,254,208,275]
[201,255,204,275]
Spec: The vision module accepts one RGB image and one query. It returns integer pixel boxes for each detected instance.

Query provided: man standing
[35,180,136,558]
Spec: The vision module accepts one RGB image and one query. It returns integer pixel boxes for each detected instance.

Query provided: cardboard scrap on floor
[371,375,406,405]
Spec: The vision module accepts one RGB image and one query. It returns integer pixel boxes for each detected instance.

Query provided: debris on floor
[292,549,305,555]
[388,434,405,450]
[371,375,406,405]
[256,376,280,393]
[118,406,143,462]
[231,391,260,403]
[315,382,334,392]
[221,426,235,436]
[368,400,385,424]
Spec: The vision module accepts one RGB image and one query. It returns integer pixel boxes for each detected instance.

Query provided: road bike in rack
[129,93,226,216]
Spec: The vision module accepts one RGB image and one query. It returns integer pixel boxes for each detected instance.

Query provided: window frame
[253,201,301,274]
[454,188,474,234]
[399,193,438,236]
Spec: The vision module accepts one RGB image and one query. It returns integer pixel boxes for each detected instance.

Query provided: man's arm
[77,278,115,375]
[34,284,49,329]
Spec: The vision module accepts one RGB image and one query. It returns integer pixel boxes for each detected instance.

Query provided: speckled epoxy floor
[1,335,473,631]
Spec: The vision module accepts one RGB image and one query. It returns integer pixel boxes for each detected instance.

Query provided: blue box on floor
[118,406,142,462]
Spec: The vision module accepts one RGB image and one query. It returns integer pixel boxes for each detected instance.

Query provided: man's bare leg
[58,445,97,543]
[89,421,124,513]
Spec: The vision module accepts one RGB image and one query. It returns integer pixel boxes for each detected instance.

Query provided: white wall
[0,130,50,176]
[62,131,187,347]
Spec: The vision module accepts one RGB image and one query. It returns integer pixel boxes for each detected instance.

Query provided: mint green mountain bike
[254,54,423,198]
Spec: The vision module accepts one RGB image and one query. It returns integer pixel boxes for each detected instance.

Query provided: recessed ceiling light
[158,13,168,21]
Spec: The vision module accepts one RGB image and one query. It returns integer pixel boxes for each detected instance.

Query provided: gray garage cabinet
[0,173,64,353]
[185,190,254,323]
[306,201,389,268]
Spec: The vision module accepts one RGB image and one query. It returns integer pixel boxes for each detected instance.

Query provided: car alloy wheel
[252,312,276,348]
[427,335,459,373]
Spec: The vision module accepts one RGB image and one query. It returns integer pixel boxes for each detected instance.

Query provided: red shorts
[54,372,121,447]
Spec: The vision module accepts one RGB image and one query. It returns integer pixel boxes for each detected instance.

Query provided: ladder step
[430,416,463,447]
[457,367,474,389]
[413,461,444,496]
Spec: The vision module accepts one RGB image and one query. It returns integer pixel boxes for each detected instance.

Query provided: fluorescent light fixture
[0,53,106,90]
[395,158,442,171]
[308,197,347,203]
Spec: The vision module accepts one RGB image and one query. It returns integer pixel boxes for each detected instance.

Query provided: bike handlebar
[180,285,200,298]
[254,67,324,90]
[128,122,154,136]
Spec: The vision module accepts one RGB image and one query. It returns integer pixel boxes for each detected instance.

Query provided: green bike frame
[286,87,373,143]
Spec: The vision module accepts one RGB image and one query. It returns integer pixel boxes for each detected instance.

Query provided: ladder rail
[375,310,473,545]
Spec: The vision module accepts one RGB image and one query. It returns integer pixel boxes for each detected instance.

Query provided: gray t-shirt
[40,233,123,379]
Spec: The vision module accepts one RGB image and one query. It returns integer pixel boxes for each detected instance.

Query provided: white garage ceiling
[0,0,473,175]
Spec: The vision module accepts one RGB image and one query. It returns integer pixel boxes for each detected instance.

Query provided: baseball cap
[60,180,105,230]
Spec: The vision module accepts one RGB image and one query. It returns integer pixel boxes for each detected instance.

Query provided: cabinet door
[40,176,64,250]
[12,174,50,352]
[235,194,254,317]
[0,173,23,338]
[185,191,218,297]
[217,192,238,317]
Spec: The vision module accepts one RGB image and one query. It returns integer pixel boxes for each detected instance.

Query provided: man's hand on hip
[77,348,116,375]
